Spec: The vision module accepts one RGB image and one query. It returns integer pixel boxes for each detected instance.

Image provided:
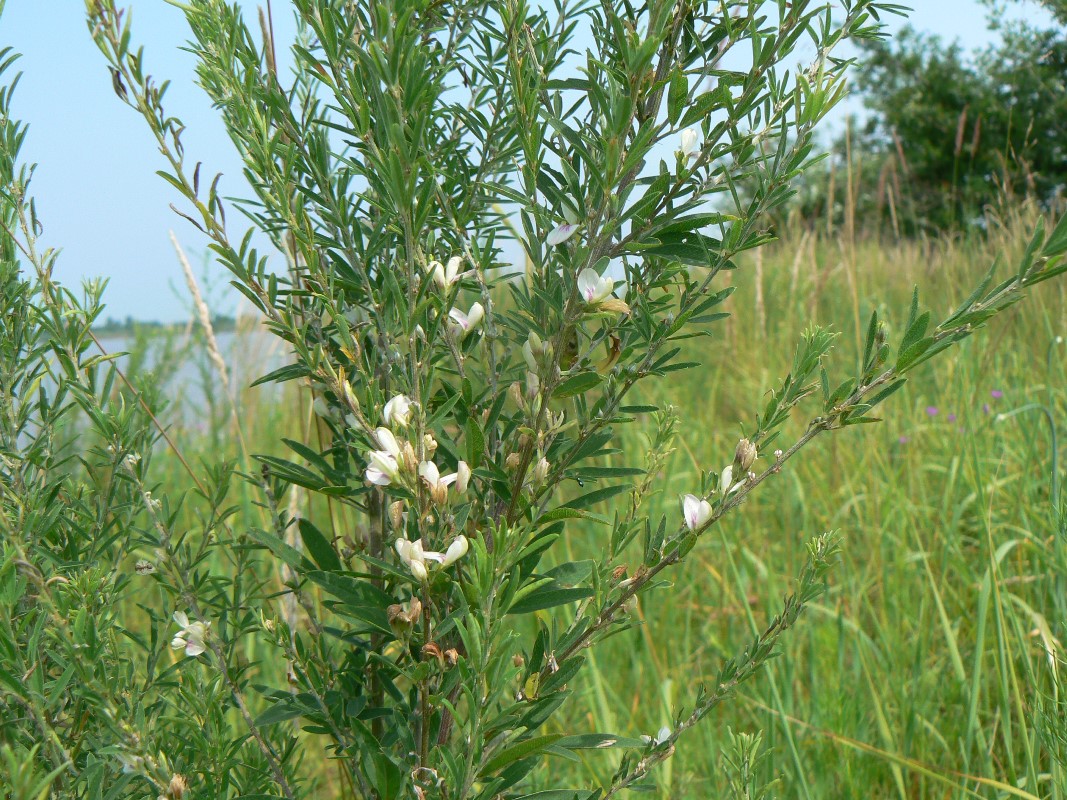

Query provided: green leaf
[667,70,687,127]
[554,733,647,749]
[254,697,310,727]
[544,560,594,586]
[553,372,603,398]
[535,507,609,527]
[248,528,308,572]
[680,85,729,128]
[1042,213,1067,257]
[563,484,631,509]
[306,572,393,634]
[466,417,485,469]
[299,518,342,572]
[483,735,563,774]
[508,587,595,615]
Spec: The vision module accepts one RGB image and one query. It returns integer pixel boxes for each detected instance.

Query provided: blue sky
[0,1,1054,322]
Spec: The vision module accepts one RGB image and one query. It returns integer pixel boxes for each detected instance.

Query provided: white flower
[395,538,431,581]
[547,202,581,246]
[679,127,700,160]
[171,611,210,657]
[546,223,580,246]
[719,465,743,495]
[655,725,671,745]
[426,255,465,290]
[523,332,544,371]
[441,535,469,567]
[577,268,615,305]
[366,427,402,486]
[117,752,145,775]
[396,534,468,579]
[419,460,459,503]
[456,460,471,494]
[526,370,541,399]
[383,394,413,428]
[448,302,485,339]
[682,493,712,531]
[533,457,551,485]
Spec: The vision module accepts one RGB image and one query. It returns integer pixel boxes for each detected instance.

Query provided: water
[91,326,291,419]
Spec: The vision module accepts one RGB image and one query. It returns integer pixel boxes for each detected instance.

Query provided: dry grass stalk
[171,230,232,394]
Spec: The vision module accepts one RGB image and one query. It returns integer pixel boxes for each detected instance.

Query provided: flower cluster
[681,440,759,532]
[395,535,469,581]
[171,611,210,657]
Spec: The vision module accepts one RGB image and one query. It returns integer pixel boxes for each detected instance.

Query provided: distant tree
[795,7,1067,235]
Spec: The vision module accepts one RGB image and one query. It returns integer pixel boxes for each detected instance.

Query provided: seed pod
[422,642,444,666]
[167,775,189,800]
[734,438,757,472]
[389,500,405,531]
[532,457,550,486]
[401,442,419,473]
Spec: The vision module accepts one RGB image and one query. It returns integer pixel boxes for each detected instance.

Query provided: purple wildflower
[947,413,957,422]
[898,435,910,444]
[926,406,939,417]
[991,390,1003,399]
[982,403,990,415]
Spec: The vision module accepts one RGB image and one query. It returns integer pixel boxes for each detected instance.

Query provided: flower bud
[441,535,469,567]
[512,653,525,668]
[505,452,522,471]
[387,598,422,634]
[509,381,524,407]
[401,442,419,474]
[342,379,358,409]
[525,370,540,400]
[456,460,471,494]
[383,394,413,428]
[389,500,405,531]
[532,457,550,485]
[422,642,444,666]
[432,484,449,506]
[734,438,757,472]
[523,332,543,371]
[167,774,189,800]
[598,297,630,315]
[423,433,438,455]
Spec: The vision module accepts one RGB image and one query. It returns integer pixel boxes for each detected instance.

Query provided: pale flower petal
[408,559,428,581]
[441,535,469,567]
[577,268,614,304]
[418,460,441,486]
[375,427,401,457]
[383,395,412,428]
[456,461,471,494]
[547,223,579,246]
[171,611,210,658]
[682,493,712,531]
[679,127,700,159]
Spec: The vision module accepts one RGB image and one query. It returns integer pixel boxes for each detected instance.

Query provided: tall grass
[131,207,1066,798]
[559,207,1067,798]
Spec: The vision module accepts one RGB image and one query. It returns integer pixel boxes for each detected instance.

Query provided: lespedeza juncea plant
[3,0,1067,797]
